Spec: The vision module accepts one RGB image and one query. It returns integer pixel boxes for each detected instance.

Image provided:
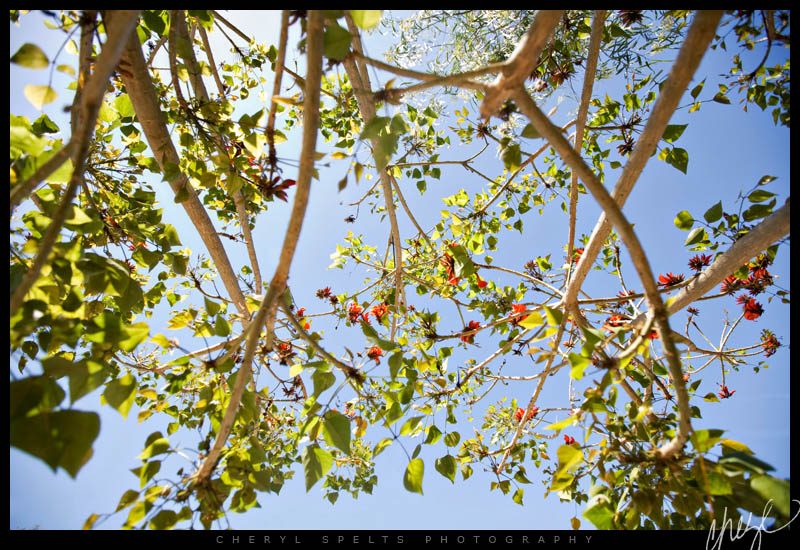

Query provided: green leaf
[712,92,731,104]
[690,79,705,100]
[302,444,333,491]
[11,43,49,69]
[542,305,563,327]
[556,444,584,473]
[103,373,137,418]
[750,475,790,518]
[545,415,577,433]
[583,495,614,529]
[662,124,687,143]
[665,147,689,174]
[703,201,723,223]
[757,175,776,186]
[707,471,732,495]
[114,94,135,118]
[349,10,382,30]
[424,424,442,445]
[742,202,775,222]
[519,311,544,329]
[312,369,335,396]
[748,190,776,203]
[435,454,457,483]
[501,141,522,171]
[115,489,140,512]
[568,353,591,380]
[323,23,352,61]
[322,410,351,454]
[399,415,424,437]
[719,452,774,474]
[521,123,541,139]
[138,436,170,460]
[373,437,393,457]
[56,63,75,76]
[444,431,460,447]
[684,227,707,246]
[213,316,231,337]
[24,84,58,110]
[149,509,178,530]
[32,113,59,134]
[403,458,424,494]
[512,488,524,505]
[11,410,100,478]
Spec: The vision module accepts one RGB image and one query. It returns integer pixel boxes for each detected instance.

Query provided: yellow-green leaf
[11,43,49,69]
[24,84,58,110]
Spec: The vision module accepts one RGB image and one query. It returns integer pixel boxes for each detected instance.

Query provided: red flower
[367,346,383,364]
[295,307,306,318]
[475,274,488,288]
[658,272,685,287]
[514,406,539,422]
[760,329,780,357]
[460,320,481,344]
[736,295,764,320]
[563,435,576,445]
[317,287,333,299]
[510,303,529,325]
[303,322,311,330]
[448,276,461,286]
[278,342,292,353]
[371,303,388,321]
[688,254,712,272]
[361,311,371,325]
[687,307,700,316]
[720,275,743,295]
[441,253,457,284]
[718,385,736,399]
[682,372,690,383]
[648,330,659,340]
[749,254,772,272]
[602,314,627,331]
[348,302,363,323]
[571,247,584,265]
[745,268,773,296]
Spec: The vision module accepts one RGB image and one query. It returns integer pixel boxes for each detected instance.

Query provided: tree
[9,9,791,530]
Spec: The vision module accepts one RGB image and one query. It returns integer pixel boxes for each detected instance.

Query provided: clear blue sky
[10,10,790,530]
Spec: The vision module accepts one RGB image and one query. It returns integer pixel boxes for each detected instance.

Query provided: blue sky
[9,10,790,530]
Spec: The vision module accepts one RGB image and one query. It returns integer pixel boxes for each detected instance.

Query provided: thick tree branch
[564,11,605,297]
[479,10,564,118]
[513,88,690,461]
[631,200,790,328]
[10,10,141,314]
[116,14,248,316]
[265,10,290,184]
[193,10,324,484]
[343,32,407,339]
[564,11,723,313]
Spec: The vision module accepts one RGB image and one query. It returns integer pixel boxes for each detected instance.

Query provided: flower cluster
[348,302,369,324]
[688,254,712,272]
[602,314,627,331]
[514,406,539,423]
[760,329,780,357]
[736,294,764,321]
[316,286,338,305]
[277,342,295,364]
[563,435,576,445]
[460,320,481,344]
[718,385,736,399]
[367,346,383,364]
[294,307,310,330]
[371,302,389,322]
[658,272,685,287]
[441,253,459,286]
[571,247,584,265]
[475,274,488,288]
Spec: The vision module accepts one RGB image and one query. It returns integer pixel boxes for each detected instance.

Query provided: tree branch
[513,88,691,461]
[116,13,248,316]
[479,10,564,118]
[563,11,723,314]
[193,9,324,484]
